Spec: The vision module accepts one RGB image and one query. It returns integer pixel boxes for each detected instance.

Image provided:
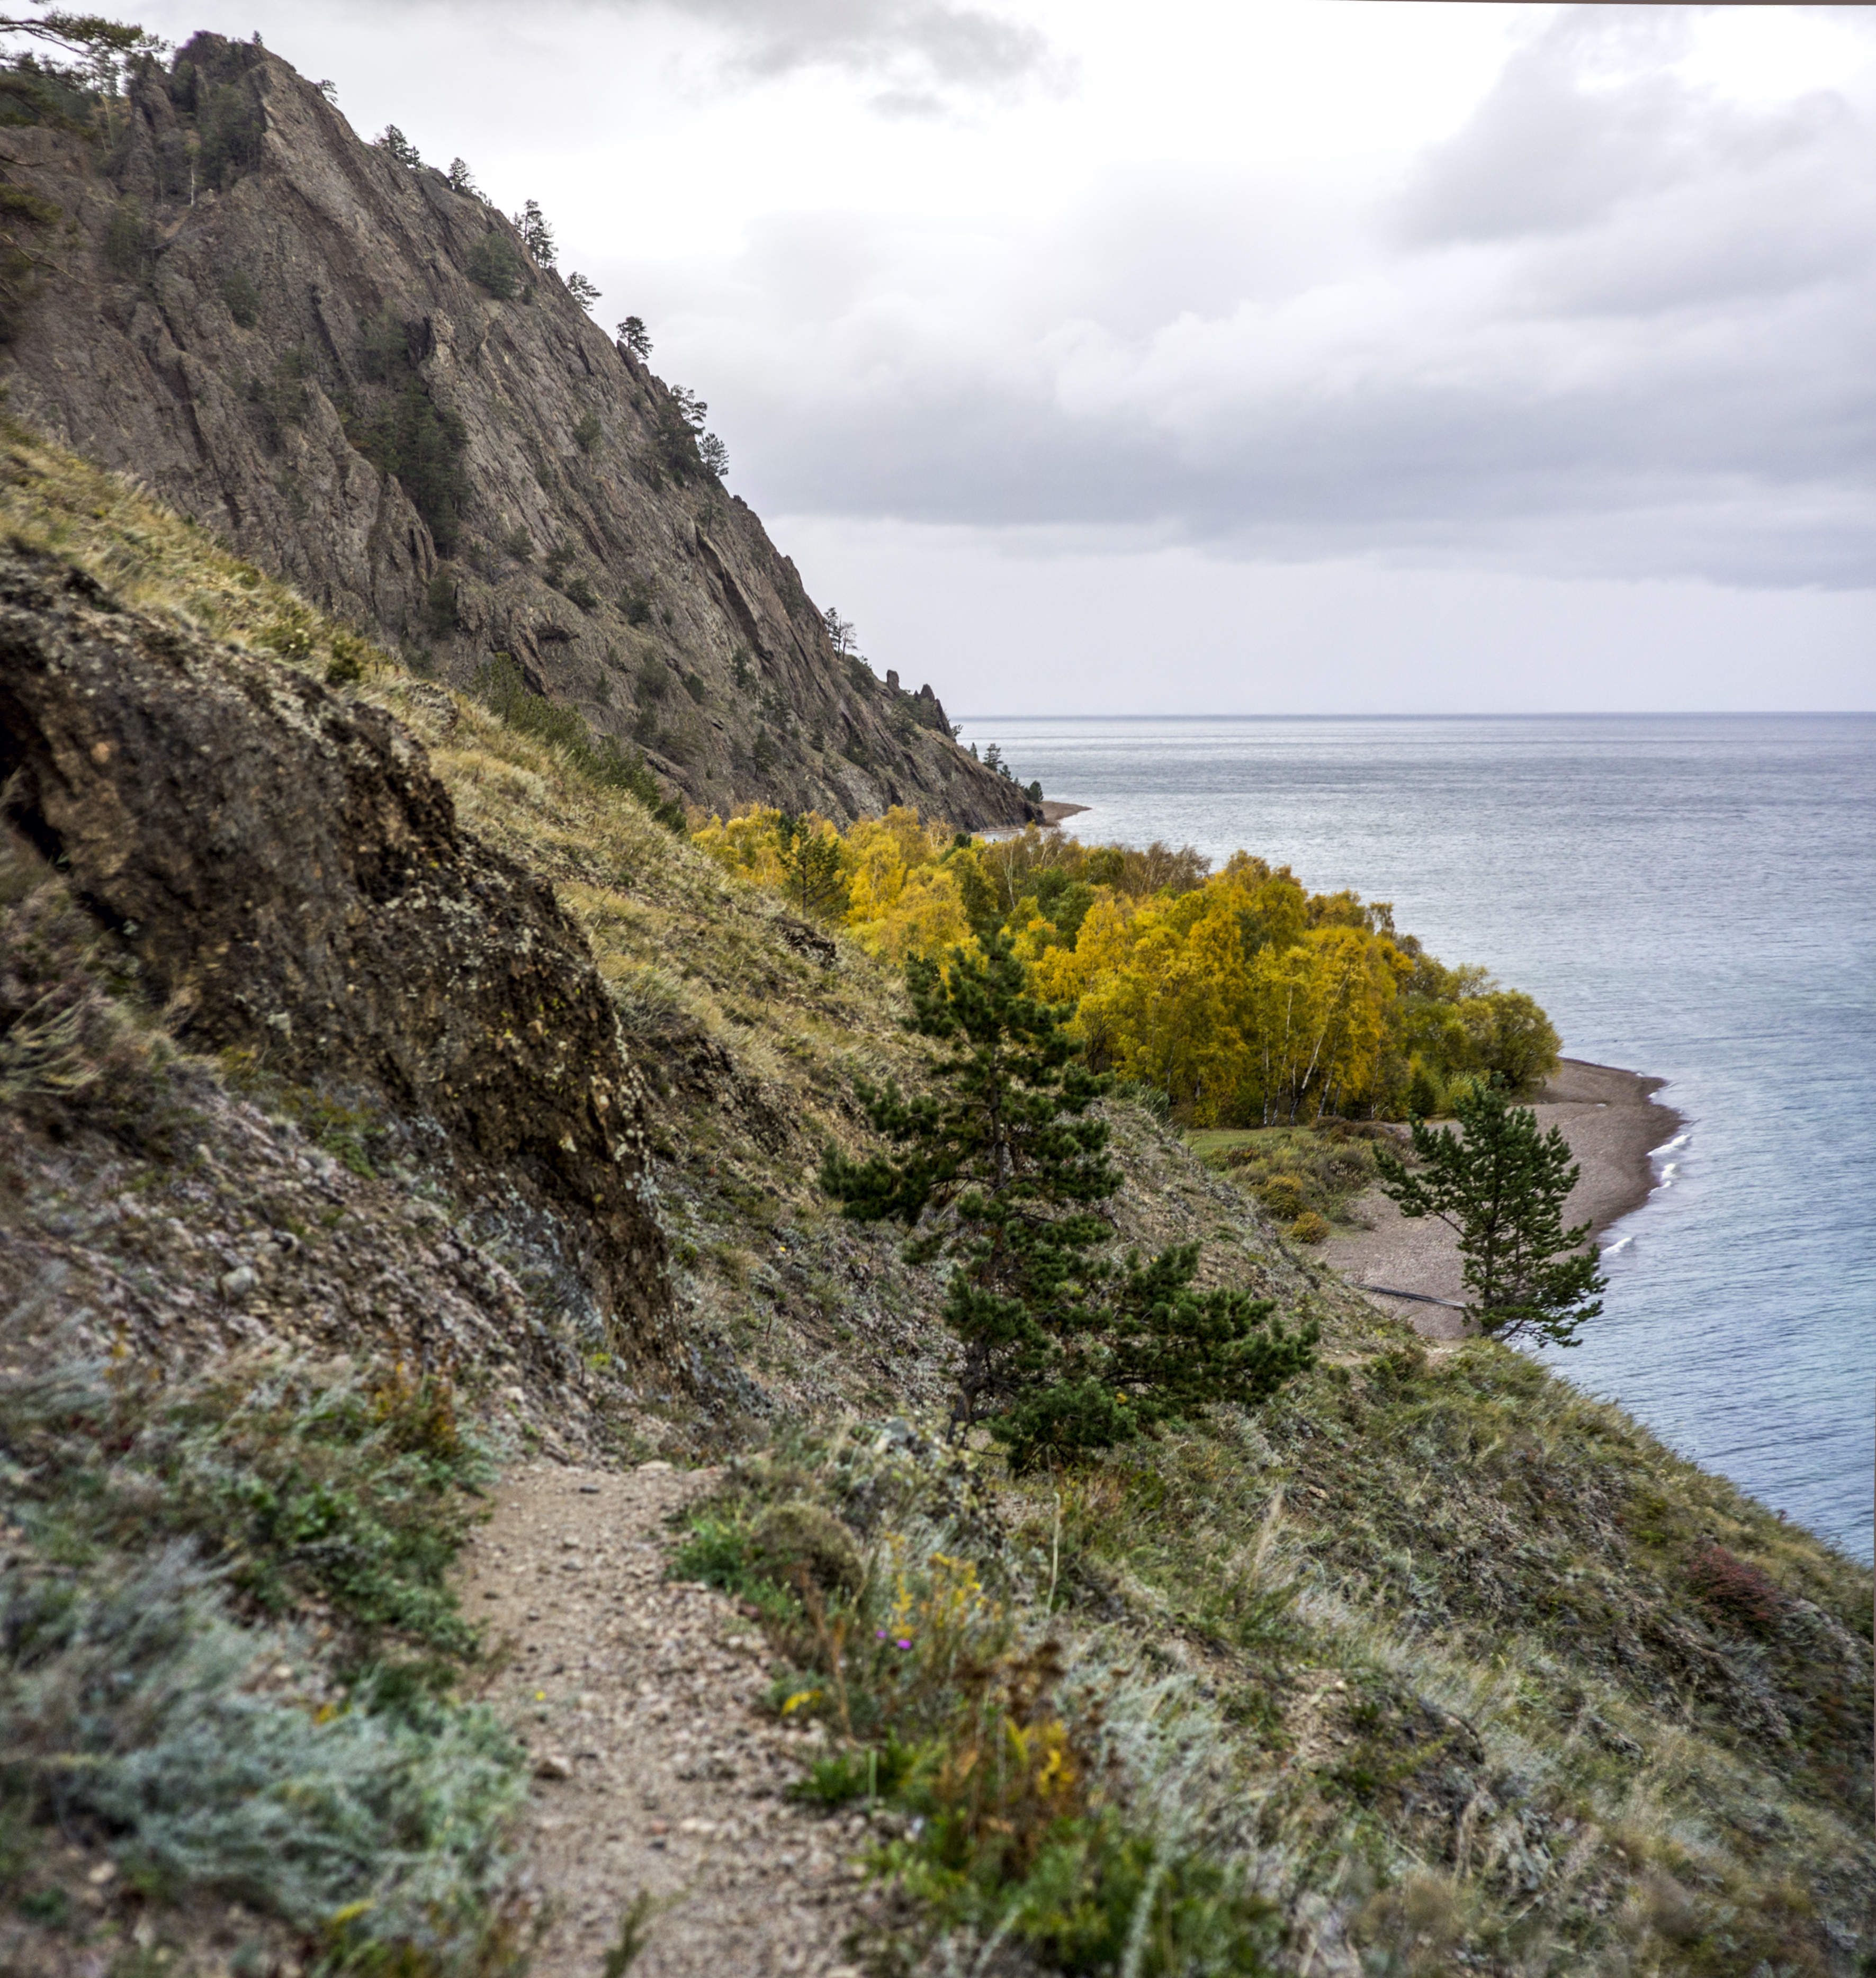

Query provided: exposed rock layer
[0,549,671,1366]
[0,33,1031,828]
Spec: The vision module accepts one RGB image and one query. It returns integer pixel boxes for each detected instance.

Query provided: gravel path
[457,1461,878,1978]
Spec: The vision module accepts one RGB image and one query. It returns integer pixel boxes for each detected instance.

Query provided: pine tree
[374,124,420,168]
[514,199,555,267]
[822,933,1316,1470]
[618,316,652,359]
[1374,1077,1606,1347]
[776,815,845,918]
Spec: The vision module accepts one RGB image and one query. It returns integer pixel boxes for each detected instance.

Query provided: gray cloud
[675,8,1875,589]
[654,0,1057,100]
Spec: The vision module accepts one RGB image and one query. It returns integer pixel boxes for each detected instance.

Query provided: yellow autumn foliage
[693,804,1556,1122]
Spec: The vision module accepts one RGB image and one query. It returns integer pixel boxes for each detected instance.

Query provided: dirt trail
[457,1461,877,1978]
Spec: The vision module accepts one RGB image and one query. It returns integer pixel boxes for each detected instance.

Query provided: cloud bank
[676,8,1874,589]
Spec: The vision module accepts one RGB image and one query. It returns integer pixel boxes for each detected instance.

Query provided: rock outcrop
[0,33,1033,829]
[0,548,671,1367]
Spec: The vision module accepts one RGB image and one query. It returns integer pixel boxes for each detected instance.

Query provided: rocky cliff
[0,31,1031,829]
[0,544,672,1373]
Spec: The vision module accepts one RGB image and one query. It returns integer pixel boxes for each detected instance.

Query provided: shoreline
[1037,799,1089,825]
[1323,1058,1686,1341]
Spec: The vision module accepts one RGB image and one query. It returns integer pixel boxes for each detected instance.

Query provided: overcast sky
[137,1,1875,711]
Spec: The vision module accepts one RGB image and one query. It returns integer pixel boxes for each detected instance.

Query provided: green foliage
[0,50,100,133]
[197,81,263,188]
[0,1550,524,1962]
[600,1890,655,1977]
[622,580,653,626]
[219,267,259,327]
[823,933,1314,1467]
[1375,1078,1607,1347]
[617,314,651,359]
[465,231,521,301]
[446,156,481,197]
[325,631,369,687]
[351,379,470,554]
[566,270,600,309]
[572,409,603,453]
[373,122,420,167]
[245,345,311,442]
[101,194,147,278]
[424,567,457,638]
[2,1351,491,1665]
[513,197,554,266]
[777,813,846,919]
[0,1321,525,1968]
[471,655,686,830]
[360,303,408,382]
[1458,986,1562,1092]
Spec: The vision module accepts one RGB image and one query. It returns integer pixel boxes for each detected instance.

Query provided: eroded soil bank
[1323,1058,1683,1339]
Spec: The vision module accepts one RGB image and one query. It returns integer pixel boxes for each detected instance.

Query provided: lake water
[955,714,1876,1563]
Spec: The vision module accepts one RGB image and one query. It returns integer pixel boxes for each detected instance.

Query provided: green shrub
[471,655,686,830]
[572,411,603,453]
[102,197,148,279]
[220,268,260,327]
[751,1501,865,1598]
[2,1352,492,1666]
[0,1550,525,1963]
[325,631,369,687]
[425,568,459,637]
[360,304,408,382]
[199,83,263,187]
[1289,1208,1330,1245]
[465,232,521,301]
[350,380,470,554]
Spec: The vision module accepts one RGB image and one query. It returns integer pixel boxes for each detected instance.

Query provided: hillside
[0,424,1868,1978]
[0,30,1031,828]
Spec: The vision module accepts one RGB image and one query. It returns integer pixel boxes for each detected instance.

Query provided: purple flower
[896,1638,912,1650]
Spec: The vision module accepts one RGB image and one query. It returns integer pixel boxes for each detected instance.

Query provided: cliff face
[0,32,1030,829]
[0,546,672,1372]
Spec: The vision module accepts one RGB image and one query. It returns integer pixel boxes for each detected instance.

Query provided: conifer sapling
[822,933,1316,1470]
[1374,1077,1606,1347]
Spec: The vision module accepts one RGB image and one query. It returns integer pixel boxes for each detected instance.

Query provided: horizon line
[949,708,1876,722]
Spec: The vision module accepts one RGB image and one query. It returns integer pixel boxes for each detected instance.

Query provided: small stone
[638,1460,674,1474]
[219,1265,259,1298]
[646,1819,669,1836]
[86,1862,117,1885]
[534,1752,573,1781]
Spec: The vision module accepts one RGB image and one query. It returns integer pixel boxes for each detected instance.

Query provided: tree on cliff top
[822,932,1316,1469]
[1375,1077,1606,1348]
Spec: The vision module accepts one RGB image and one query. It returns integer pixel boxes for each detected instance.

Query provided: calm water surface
[955,714,1876,1562]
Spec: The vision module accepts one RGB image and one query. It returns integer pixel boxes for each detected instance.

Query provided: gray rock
[0,35,1035,833]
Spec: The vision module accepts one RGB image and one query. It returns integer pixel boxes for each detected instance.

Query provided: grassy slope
[2,421,1869,1975]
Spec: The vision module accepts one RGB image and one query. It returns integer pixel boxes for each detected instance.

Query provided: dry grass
[3,417,1869,1973]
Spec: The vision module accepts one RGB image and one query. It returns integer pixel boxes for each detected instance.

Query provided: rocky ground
[461,1462,883,1978]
